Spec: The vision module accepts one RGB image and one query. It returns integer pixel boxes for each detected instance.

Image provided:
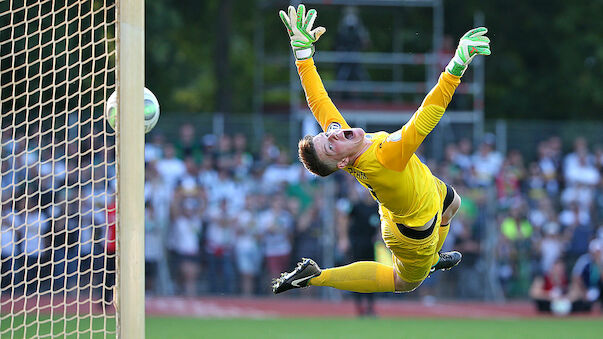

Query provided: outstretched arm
[280,4,350,132]
[296,59,350,132]
[377,28,491,171]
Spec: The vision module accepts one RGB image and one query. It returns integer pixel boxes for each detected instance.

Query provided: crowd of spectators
[141,123,603,308]
[1,120,602,314]
[1,122,116,302]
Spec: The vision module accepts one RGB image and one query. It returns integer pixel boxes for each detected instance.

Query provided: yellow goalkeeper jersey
[296,58,460,227]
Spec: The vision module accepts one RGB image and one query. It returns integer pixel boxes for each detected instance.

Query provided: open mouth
[344,130,354,140]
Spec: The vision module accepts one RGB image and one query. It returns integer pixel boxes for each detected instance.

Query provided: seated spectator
[569,238,603,312]
[530,259,586,315]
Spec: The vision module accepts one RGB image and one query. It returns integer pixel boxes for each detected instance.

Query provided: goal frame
[116,0,145,338]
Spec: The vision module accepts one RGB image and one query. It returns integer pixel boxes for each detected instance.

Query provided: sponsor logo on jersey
[327,122,341,132]
[345,167,367,180]
[387,131,402,142]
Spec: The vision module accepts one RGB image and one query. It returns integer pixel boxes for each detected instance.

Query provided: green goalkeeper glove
[446,27,491,77]
[279,4,326,60]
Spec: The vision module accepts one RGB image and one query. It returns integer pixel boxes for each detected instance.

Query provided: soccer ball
[105,87,160,134]
[551,298,572,316]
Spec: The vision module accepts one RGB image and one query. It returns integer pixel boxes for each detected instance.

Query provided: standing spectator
[258,195,294,288]
[294,196,324,272]
[263,151,300,192]
[208,167,242,210]
[169,195,204,296]
[155,144,186,192]
[197,155,219,190]
[234,195,263,296]
[498,203,534,296]
[145,200,162,295]
[536,140,560,196]
[174,123,202,162]
[334,5,371,98]
[472,134,503,187]
[454,138,474,173]
[563,137,593,179]
[145,132,165,163]
[258,135,280,166]
[560,202,592,265]
[232,133,254,180]
[537,221,565,273]
[205,198,237,294]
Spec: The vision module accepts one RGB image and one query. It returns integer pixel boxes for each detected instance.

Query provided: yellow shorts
[380,177,448,283]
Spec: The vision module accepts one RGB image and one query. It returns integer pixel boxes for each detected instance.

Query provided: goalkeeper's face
[313,128,366,168]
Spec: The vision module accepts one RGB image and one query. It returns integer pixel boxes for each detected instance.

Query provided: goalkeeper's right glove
[279,4,326,60]
[446,27,491,77]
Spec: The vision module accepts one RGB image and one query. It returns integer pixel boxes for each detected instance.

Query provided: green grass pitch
[3,316,603,338]
[146,317,603,339]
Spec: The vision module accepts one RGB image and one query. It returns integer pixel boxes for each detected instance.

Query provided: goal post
[116,0,145,338]
[0,0,145,337]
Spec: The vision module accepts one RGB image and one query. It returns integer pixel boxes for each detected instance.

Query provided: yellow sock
[309,261,395,293]
[430,224,450,266]
[436,224,450,253]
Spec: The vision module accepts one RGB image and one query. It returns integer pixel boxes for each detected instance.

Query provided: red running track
[145,296,602,319]
[2,295,601,318]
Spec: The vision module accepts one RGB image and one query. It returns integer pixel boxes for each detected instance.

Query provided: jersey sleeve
[296,58,351,132]
[376,72,461,171]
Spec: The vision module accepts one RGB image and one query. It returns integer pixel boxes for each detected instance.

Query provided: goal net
[0,0,132,337]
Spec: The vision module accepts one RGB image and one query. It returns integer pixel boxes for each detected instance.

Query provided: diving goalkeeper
[272,4,491,294]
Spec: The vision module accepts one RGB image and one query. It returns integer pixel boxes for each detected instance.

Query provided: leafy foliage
[144,1,603,119]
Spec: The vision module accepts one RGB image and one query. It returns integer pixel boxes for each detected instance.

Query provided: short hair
[298,135,338,177]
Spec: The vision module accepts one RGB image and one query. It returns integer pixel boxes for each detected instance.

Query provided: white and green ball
[105,87,160,134]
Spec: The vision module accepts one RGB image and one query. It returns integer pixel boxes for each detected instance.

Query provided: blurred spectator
[145,200,162,295]
[293,195,325,269]
[168,191,204,296]
[156,144,186,191]
[536,221,565,273]
[145,132,165,163]
[232,133,254,180]
[569,238,603,311]
[560,202,592,264]
[258,195,294,287]
[234,195,263,296]
[471,134,503,187]
[530,259,584,315]
[536,140,560,196]
[454,138,474,173]
[495,151,524,208]
[205,198,237,294]
[258,135,280,165]
[563,137,594,179]
[335,5,371,96]
[498,203,534,296]
[263,151,300,192]
[174,123,202,162]
[216,134,235,169]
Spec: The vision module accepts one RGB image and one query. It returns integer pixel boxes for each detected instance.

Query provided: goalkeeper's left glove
[279,4,326,60]
[446,27,491,77]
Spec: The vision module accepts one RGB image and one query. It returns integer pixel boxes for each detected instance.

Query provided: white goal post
[0,0,145,338]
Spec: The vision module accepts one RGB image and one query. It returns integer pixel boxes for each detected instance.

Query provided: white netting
[1,0,117,337]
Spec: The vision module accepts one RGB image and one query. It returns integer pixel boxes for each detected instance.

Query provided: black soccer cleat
[272,258,321,294]
[430,251,462,273]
